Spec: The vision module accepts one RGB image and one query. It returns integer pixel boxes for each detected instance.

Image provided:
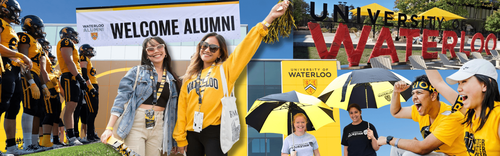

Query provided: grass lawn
[293,46,428,65]
[25,143,121,156]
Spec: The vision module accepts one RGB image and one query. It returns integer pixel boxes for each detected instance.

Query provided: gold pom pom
[263,0,297,44]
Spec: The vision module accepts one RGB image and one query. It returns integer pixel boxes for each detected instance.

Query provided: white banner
[76,1,240,46]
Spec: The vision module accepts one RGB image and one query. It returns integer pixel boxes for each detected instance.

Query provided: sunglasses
[146,44,165,52]
[199,41,219,53]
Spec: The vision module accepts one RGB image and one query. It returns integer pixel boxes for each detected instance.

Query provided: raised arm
[390,81,412,119]
[425,70,465,114]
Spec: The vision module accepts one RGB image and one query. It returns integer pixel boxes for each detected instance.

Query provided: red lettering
[399,28,420,62]
[308,22,333,59]
[442,31,458,58]
[422,29,438,59]
[460,31,470,56]
[368,27,399,63]
[485,33,497,55]
[471,33,484,53]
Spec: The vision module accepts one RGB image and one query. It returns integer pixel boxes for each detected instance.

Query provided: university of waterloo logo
[91,32,98,40]
[303,79,317,95]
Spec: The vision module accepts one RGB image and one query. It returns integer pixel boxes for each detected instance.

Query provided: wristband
[262,20,270,27]
[28,79,35,85]
[106,126,113,130]
[15,52,24,58]
[42,84,47,89]
[395,138,401,148]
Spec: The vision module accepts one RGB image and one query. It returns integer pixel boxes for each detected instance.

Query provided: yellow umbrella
[391,12,415,22]
[417,7,465,21]
[349,3,394,16]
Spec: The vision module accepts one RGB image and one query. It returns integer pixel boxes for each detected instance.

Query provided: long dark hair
[182,32,228,80]
[140,36,181,92]
[462,74,500,132]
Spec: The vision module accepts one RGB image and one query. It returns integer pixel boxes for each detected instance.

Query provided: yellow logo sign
[303,79,317,95]
[91,32,98,40]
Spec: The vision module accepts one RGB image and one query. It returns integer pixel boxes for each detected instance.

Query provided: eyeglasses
[199,41,219,53]
[146,44,165,52]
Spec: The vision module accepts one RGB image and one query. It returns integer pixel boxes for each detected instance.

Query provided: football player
[56,27,85,146]
[78,44,99,142]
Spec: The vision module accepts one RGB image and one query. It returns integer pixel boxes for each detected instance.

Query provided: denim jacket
[111,65,178,155]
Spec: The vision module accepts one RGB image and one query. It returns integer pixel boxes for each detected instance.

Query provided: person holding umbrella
[341,103,379,156]
[377,75,467,156]
[281,113,320,156]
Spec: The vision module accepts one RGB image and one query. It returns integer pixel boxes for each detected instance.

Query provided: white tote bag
[219,66,240,154]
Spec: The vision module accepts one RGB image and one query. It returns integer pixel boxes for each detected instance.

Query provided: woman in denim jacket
[101,37,182,156]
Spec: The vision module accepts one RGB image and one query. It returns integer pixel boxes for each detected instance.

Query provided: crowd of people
[0,0,100,155]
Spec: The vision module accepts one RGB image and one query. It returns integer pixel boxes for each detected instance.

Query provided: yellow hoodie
[174,23,268,147]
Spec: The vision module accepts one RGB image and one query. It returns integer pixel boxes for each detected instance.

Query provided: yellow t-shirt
[173,23,268,147]
[0,18,19,71]
[56,38,81,74]
[79,55,98,84]
[17,32,43,75]
[464,102,500,155]
[411,102,467,156]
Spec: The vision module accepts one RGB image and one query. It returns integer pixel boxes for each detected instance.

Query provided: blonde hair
[182,32,228,80]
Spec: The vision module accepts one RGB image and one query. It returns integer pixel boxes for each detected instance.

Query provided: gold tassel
[263,0,297,44]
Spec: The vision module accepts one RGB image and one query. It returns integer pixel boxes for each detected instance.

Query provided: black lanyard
[195,63,215,110]
[150,67,167,107]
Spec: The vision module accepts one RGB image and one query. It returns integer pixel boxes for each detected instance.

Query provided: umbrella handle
[290,112,295,151]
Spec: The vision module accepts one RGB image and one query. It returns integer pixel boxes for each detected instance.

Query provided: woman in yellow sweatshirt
[173,1,289,155]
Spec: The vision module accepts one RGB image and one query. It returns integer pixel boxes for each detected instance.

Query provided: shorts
[21,72,44,116]
[60,72,82,103]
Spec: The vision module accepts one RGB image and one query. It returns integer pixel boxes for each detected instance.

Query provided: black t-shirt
[341,121,378,156]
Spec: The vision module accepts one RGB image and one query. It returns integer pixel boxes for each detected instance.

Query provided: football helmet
[79,44,95,57]
[22,15,44,39]
[59,27,79,44]
[0,0,21,24]
[37,37,51,53]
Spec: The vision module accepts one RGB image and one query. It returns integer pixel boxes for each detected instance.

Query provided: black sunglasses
[199,41,219,53]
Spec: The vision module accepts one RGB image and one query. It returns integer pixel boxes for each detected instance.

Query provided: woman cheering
[173,1,290,155]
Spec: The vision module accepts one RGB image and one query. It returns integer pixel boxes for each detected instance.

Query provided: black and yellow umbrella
[246,90,335,135]
[318,68,413,110]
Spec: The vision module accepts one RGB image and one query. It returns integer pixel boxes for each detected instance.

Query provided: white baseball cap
[446,59,498,85]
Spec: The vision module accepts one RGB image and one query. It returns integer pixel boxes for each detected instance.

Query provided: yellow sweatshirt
[174,23,268,147]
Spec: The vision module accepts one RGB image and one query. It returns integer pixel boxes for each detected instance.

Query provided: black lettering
[367,9,380,25]
[222,16,230,31]
[192,18,200,33]
[427,16,435,28]
[411,15,419,28]
[333,4,348,22]
[436,17,444,29]
[384,11,394,26]
[306,72,310,77]
[110,23,124,39]
[140,21,149,37]
[288,72,296,77]
[231,16,235,30]
[326,72,331,77]
[452,20,459,29]
[310,2,327,21]
[172,19,179,35]
[184,18,193,34]
[150,21,158,36]
[311,72,316,77]
[210,17,221,32]
[159,20,171,36]
[398,13,407,27]
[200,17,209,33]
[132,22,140,38]
[124,22,132,38]
[214,78,218,89]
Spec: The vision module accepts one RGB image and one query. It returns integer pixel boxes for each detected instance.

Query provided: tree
[292,0,310,27]
[485,10,500,33]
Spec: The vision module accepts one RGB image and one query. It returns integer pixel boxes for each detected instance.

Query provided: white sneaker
[6,146,31,155]
[68,137,83,146]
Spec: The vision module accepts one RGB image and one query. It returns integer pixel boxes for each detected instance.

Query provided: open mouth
[461,95,468,101]
[415,103,422,112]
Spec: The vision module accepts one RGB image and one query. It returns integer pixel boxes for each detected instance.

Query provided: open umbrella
[246,90,335,135]
[417,7,465,21]
[349,3,393,16]
[318,68,412,110]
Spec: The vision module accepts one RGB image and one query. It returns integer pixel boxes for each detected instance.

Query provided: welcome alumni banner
[76,1,240,46]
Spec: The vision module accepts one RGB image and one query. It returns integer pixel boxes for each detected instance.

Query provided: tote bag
[219,66,240,153]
